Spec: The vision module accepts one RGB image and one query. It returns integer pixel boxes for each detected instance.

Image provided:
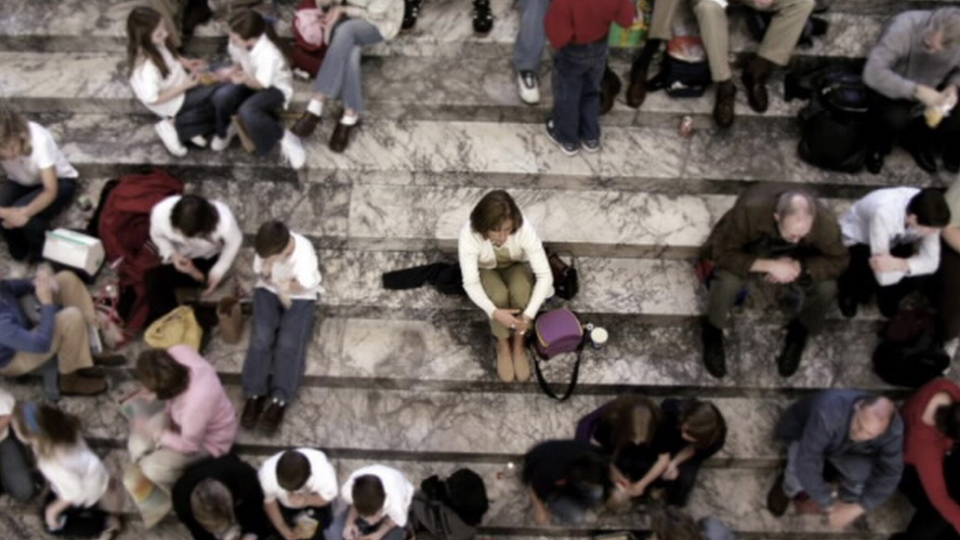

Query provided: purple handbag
[532,308,585,401]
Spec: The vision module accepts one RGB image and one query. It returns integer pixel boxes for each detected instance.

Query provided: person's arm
[803,215,852,281]
[669,445,697,468]
[544,0,573,50]
[44,496,73,530]
[905,231,942,278]
[458,228,497,317]
[944,226,960,254]
[11,167,58,224]
[710,204,762,278]
[862,15,920,100]
[132,60,198,106]
[615,0,638,29]
[0,306,57,354]
[519,226,553,320]
[361,516,396,540]
[157,380,213,454]
[207,205,243,288]
[792,412,838,510]
[149,202,178,263]
[858,431,904,512]
[867,211,906,286]
[529,487,550,525]
[264,499,298,540]
[627,453,670,496]
[1,278,37,298]
[910,431,960,533]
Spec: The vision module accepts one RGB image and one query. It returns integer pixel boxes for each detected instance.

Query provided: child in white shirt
[325,465,413,540]
[258,448,338,539]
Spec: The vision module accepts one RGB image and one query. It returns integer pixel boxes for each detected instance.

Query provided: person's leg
[323,508,351,540]
[242,288,284,400]
[237,87,285,155]
[665,459,705,507]
[578,44,607,144]
[781,441,805,498]
[751,0,816,68]
[897,464,951,540]
[210,83,254,139]
[798,279,837,334]
[335,21,384,115]
[314,20,382,102]
[175,84,220,142]
[692,0,733,83]
[50,307,95,373]
[139,448,207,493]
[545,494,588,524]
[502,263,534,381]
[825,454,873,503]
[514,0,550,73]
[15,178,76,262]
[551,47,588,147]
[271,299,316,403]
[837,244,875,315]
[0,181,31,261]
[0,435,38,503]
[54,271,97,325]
[706,269,746,330]
[480,268,513,381]
[867,94,917,171]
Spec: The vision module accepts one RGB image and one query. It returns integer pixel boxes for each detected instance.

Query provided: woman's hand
[493,308,522,331]
[44,504,63,531]
[515,314,533,335]
[2,207,29,229]
[181,57,208,74]
[661,461,680,481]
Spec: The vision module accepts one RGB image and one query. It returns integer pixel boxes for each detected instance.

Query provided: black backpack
[797,69,871,173]
[872,309,949,388]
[409,470,489,540]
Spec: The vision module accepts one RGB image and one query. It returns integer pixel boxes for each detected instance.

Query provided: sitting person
[172,454,273,540]
[651,507,738,540]
[657,399,726,507]
[0,107,79,262]
[838,187,950,318]
[12,402,123,538]
[0,385,37,503]
[700,184,848,378]
[863,8,960,174]
[933,181,960,358]
[241,221,322,435]
[324,465,413,540]
[767,390,903,530]
[259,448,338,540]
[458,190,553,383]
[523,439,612,525]
[0,268,125,396]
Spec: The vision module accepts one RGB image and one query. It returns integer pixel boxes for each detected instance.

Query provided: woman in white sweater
[458,190,553,382]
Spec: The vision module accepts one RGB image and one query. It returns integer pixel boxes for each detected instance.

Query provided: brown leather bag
[217,296,244,344]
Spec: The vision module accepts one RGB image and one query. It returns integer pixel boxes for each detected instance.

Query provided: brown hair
[190,478,237,536]
[228,9,291,61]
[135,349,191,400]
[0,108,32,157]
[650,507,705,540]
[254,220,291,258]
[352,475,386,517]
[469,190,523,235]
[681,400,726,451]
[126,6,174,78]
[12,402,82,459]
[276,450,311,491]
[601,394,660,452]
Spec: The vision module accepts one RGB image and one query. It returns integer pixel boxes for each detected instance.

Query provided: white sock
[340,114,358,126]
[307,99,323,116]
[946,338,960,359]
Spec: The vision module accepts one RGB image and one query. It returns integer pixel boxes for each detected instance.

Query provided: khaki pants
[649,0,815,81]
[0,272,96,377]
[480,264,533,339]
[706,269,836,333]
[128,414,208,493]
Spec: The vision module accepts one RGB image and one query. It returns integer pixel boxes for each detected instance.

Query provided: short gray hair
[929,8,960,47]
[775,191,817,220]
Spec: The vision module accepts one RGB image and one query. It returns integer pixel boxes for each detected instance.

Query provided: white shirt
[840,187,942,285]
[253,232,323,300]
[149,196,243,282]
[38,441,110,508]
[341,465,413,527]
[1,122,78,186]
[129,45,190,118]
[0,387,13,441]
[457,218,554,319]
[258,448,338,508]
[228,36,294,107]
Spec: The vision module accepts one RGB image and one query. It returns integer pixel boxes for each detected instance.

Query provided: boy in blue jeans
[241,220,322,435]
[545,0,636,156]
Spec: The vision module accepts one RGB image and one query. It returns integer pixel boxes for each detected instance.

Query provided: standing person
[458,190,553,383]
[324,465,413,540]
[0,108,78,262]
[656,399,726,507]
[523,439,612,525]
[291,0,404,153]
[0,385,37,503]
[514,0,551,105]
[258,448,338,540]
[544,0,635,156]
[240,221,322,435]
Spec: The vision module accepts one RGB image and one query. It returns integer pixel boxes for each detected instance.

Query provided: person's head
[679,400,726,450]
[228,9,288,58]
[0,108,31,161]
[135,348,191,400]
[171,194,220,239]
[906,188,951,235]
[649,507,705,540]
[352,475,386,519]
[276,450,311,492]
[190,478,238,538]
[603,394,661,450]
[923,8,960,53]
[774,191,817,244]
[565,447,613,494]
[254,220,294,260]
[125,7,172,77]
[935,402,960,440]
[11,401,81,458]
[849,395,896,442]
[470,190,524,247]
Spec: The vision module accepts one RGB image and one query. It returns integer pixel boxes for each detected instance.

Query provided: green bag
[609,0,653,48]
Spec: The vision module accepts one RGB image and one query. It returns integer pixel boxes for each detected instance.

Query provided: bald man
[767,390,904,529]
[700,184,849,379]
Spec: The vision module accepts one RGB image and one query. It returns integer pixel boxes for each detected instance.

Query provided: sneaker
[259,398,287,435]
[190,135,208,148]
[473,0,494,34]
[701,319,726,378]
[545,120,579,156]
[154,120,187,157]
[766,473,790,517]
[211,124,237,152]
[240,396,266,430]
[280,130,306,170]
[581,139,601,153]
[776,320,808,377]
[92,354,127,367]
[518,71,540,105]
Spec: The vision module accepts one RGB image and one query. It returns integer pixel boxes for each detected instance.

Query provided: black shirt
[522,440,610,501]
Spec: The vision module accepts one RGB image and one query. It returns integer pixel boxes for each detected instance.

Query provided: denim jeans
[0,178,76,262]
[241,288,316,403]
[514,0,551,72]
[783,441,873,503]
[210,84,285,155]
[324,509,407,540]
[545,483,604,525]
[550,41,608,146]
[174,84,221,143]
[314,18,384,113]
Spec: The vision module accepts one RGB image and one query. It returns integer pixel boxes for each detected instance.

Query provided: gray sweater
[863,10,960,100]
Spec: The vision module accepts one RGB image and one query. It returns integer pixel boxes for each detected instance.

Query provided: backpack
[410,470,489,540]
[797,69,871,173]
[292,0,330,77]
[872,308,949,387]
[746,10,828,49]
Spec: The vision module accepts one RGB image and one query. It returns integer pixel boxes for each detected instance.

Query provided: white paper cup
[590,327,609,348]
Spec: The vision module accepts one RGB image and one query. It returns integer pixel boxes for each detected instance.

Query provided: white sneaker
[190,135,208,148]
[154,119,187,157]
[518,71,540,105]
[211,124,237,152]
[280,130,306,170]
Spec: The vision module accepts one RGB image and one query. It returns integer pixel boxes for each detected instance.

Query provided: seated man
[767,390,903,530]
[258,448,338,540]
[324,465,413,540]
[700,184,848,379]
[863,8,960,174]
[838,187,950,318]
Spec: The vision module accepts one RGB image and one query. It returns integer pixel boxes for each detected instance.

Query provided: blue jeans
[174,84,221,143]
[550,41,608,146]
[546,483,604,525]
[514,0,551,72]
[314,18,384,113]
[210,84,285,155]
[241,288,316,403]
[324,509,406,540]
[0,178,76,262]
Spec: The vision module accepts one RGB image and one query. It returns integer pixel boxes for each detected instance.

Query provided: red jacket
[545,0,636,50]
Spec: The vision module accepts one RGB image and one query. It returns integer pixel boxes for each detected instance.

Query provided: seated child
[324,465,413,540]
[259,448,338,540]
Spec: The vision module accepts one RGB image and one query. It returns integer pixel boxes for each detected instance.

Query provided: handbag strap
[550,250,578,269]
[531,345,583,402]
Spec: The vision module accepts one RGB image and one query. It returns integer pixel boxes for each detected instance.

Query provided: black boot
[601,66,622,115]
[701,319,727,378]
[741,55,773,113]
[865,146,885,174]
[402,0,422,30]
[777,320,808,377]
[626,40,661,109]
[714,80,737,128]
[473,0,494,34]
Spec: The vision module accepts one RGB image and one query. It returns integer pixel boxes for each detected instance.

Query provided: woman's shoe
[513,346,531,382]
[329,118,361,153]
[497,343,514,382]
[473,0,494,35]
[402,0,422,30]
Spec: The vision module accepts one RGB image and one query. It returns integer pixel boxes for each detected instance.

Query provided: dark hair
[277,450,311,492]
[228,9,290,61]
[126,7,174,78]
[13,402,82,458]
[469,190,523,235]
[680,400,726,451]
[650,507,705,540]
[352,475,386,517]
[255,220,291,258]
[907,188,951,228]
[0,108,32,156]
[171,195,220,239]
[135,349,191,400]
[600,394,660,453]
[935,402,960,440]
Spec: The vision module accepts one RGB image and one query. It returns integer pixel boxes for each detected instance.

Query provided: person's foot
[59,372,107,396]
[626,68,648,109]
[402,0,422,31]
[330,117,361,153]
[473,0,494,34]
[545,120,579,157]
[581,139,600,153]
[766,473,790,517]
[258,398,286,435]
[701,319,727,378]
[713,79,737,128]
[866,148,885,174]
[291,111,321,138]
[741,56,772,113]
[154,119,187,157]
[280,130,306,170]
[945,151,960,174]
[497,340,514,382]
[513,340,531,382]
[878,293,901,319]
[211,123,237,152]
[92,354,127,367]
[231,115,257,154]
[601,69,622,115]
[777,320,808,377]
[241,396,266,430]
[518,71,540,105]
[906,144,938,173]
[838,292,858,318]
[792,492,822,514]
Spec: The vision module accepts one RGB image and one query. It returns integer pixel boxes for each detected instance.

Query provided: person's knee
[693,0,725,20]
[55,307,85,333]
[784,0,815,16]
[487,285,509,308]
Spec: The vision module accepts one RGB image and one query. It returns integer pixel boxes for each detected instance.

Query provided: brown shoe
[766,473,790,517]
[329,119,360,153]
[240,396,266,430]
[231,115,257,154]
[713,80,737,128]
[741,56,772,113]
[497,343,514,382]
[59,372,107,396]
[258,399,286,435]
[93,354,127,367]
[291,111,321,138]
[626,73,647,109]
[513,346,531,382]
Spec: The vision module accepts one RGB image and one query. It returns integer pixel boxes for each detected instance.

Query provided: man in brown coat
[701,184,849,378]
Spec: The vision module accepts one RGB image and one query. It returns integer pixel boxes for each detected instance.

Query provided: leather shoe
[945,152,960,174]
[776,320,808,377]
[713,80,737,128]
[741,57,771,113]
[865,148,884,174]
[329,119,360,153]
[601,68,622,115]
[258,399,287,435]
[701,319,726,378]
[906,145,937,173]
[838,292,858,319]
[626,71,648,109]
[766,473,790,517]
[291,111,321,138]
[240,396,265,430]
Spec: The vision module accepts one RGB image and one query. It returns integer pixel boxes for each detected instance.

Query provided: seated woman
[12,402,124,539]
[0,108,78,262]
[0,385,37,503]
[458,190,553,383]
[657,399,727,506]
[575,394,670,501]
[522,439,612,525]
[172,454,273,540]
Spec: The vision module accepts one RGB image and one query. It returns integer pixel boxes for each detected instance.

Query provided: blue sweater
[0,279,58,368]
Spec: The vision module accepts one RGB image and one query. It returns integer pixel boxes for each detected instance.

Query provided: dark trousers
[869,92,960,160]
[551,41,608,145]
[933,239,960,341]
[174,84,222,143]
[0,435,37,503]
[143,256,217,325]
[839,244,926,317]
[209,84,285,155]
[706,268,836,333]
[241,288,316,403]
[896,462,960,540]
[0,178,76,262]
[660,457,706,507]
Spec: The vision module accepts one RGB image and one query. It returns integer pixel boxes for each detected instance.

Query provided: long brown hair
[0,107,31,157]
[228,9,291,61]
[126,7,174,78]
[601,394,661,452]
[12,402,82,459]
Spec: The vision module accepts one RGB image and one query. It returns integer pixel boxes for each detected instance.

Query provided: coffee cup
[590,327,609,349]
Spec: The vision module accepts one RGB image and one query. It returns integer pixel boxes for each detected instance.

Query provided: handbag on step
[531,308,585,401]
[548,251,579,300]
[144,306,203,350]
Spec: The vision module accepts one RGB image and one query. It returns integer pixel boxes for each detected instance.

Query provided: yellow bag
[144,306,203,350]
